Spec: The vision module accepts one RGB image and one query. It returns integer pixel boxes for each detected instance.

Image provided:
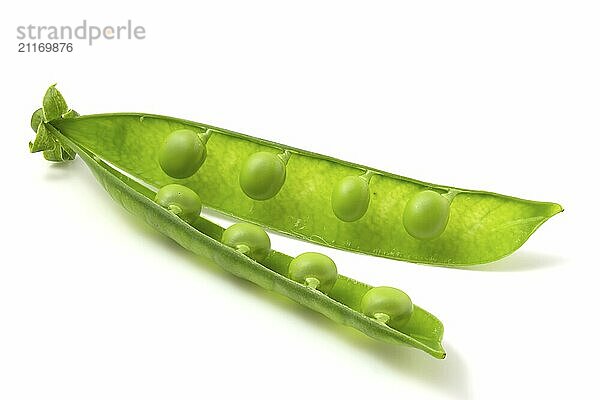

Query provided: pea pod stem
[304,277,321,290]
[361,170,376,184]
[441,189,459,203]
[199,129,214,144]
[277,150,292,165]
[168,204,183,215]
[374,313,391,325]
[235,244,251,255]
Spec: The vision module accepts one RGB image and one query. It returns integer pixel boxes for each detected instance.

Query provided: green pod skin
[331,175,370,222]
[403,190,451,240]
[49,95,563,266]
[155,184,202,223]
[239,152,287,200]
[361,286,414,329]
[288,252,338,294]
[159,129,207,179]
[221,222,271,262]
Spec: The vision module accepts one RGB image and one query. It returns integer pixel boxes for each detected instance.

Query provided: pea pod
[27,99,446,359]
[43,93,562,267]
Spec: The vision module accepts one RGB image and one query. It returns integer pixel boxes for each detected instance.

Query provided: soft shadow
[460,251,565,272]
[42,160,78,180]
[241,288,471,399]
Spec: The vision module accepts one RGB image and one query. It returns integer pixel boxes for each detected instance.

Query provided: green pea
[159,129,206,179]
[402,190,450,240]
[239,152,287,200]
[361,286,413,328]
[155,184,202,223]
[288,252,338,294]
[331,175,370,222]
[221,222,271,262]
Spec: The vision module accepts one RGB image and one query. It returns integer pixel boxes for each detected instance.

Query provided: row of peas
[159,129,452,241]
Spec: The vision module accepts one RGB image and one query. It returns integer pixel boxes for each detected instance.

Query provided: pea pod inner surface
[51,112,562,266]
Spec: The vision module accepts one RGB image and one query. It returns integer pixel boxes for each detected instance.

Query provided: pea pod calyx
[29,85,78,162]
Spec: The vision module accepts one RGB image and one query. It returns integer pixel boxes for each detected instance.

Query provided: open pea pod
[28,100,446,359]
[43,88,562,266]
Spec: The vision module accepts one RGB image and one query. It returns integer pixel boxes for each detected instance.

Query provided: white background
[1,1,599,399]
